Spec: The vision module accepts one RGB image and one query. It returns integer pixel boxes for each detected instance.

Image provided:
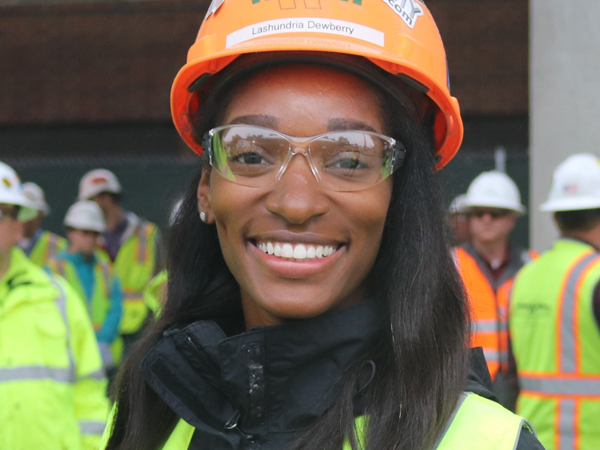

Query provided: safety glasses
[470,209,513,220]
[202,125,406,192]
[0,207,18,222]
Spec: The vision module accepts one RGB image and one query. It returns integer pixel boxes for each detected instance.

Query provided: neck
[0,249,12,281]
[104,206,124,232]
[471,238,508,266]
[563,227,600,251]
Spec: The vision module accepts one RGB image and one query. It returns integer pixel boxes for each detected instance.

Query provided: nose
[265,153,329,225]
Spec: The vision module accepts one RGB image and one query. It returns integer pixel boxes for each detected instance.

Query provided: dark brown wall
[0,0,527,124]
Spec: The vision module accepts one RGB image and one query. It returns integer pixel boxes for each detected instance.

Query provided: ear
[197,168,214,223]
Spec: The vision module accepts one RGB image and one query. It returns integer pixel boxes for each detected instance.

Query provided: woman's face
[198,65,394,328]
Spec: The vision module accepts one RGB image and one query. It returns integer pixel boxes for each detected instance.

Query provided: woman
[104,2,544,449]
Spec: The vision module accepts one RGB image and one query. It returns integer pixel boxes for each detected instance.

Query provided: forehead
[222,64,387,135]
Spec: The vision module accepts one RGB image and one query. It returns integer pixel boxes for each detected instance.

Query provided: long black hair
[105,60,470,450]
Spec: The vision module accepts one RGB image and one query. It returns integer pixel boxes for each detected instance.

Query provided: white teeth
[316,246,324,258]
[256,241,338,261]
[293,244,307,259]
[281,243,294,258]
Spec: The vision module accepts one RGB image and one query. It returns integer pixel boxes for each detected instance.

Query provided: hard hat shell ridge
[78,169,122,201]
[0,161,39,222]
[171,0,463,170]
[465,171,526,215]
[540,154,600,212]
[22,182,51,216]
[64,200,107,233]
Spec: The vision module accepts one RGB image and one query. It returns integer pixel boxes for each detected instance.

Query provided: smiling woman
[103,1,544,450]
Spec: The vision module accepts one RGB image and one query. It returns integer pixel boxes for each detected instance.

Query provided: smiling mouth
[253,241,340,261]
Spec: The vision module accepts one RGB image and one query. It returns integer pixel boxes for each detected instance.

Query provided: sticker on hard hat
[226,18,384,48]
[92,177,108,185]
[2,178,11,188]
[381,0,424,29]
[205,0,225,19]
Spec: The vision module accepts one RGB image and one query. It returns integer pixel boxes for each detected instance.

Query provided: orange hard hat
[171,0,463,169]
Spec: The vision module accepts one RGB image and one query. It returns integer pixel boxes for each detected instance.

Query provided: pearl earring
[200,211,207,223]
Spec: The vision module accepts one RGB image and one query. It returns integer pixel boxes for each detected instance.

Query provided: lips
[255,241,338,261]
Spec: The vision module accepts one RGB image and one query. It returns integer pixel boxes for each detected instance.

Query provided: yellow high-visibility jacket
[21,229,67,268]
[0,248,110,450]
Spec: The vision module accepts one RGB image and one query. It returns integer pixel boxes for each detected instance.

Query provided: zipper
[185,334,222,378]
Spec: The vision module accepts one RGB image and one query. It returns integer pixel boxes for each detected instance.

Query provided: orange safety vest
[453,244,537,379]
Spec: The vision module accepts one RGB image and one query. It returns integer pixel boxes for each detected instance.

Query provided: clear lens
[207,125,401,191]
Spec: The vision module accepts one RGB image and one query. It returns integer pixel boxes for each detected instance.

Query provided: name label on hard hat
[226,18,384,48]
[381,0,424,29]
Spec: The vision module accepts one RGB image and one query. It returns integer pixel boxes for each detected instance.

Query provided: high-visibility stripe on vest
[453,246,537,379]
[510,239,600,450]
[47,256,113,332]
[27,231,67,268]
[113,392,529,450]
[113,220,159,334]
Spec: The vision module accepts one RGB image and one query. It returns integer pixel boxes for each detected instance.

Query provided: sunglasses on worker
[202,125,407,192]
[470,208,513,219]
[0,205,19,222]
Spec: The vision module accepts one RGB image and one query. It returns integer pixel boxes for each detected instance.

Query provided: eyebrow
[327,118,378,133]
[228,115,278,129]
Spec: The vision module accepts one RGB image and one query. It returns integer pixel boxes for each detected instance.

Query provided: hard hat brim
[540,196,600,212]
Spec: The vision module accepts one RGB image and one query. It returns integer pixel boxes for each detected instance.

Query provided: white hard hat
[449,194,470,215]
[465,170,526,214]
[540,154,600,212]
[64,200,107,233]
[0,161,38,222]
[22,182,51,216]
[78,169,122,201]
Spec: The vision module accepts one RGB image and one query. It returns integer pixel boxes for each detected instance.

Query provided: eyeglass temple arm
[391,145,407,174]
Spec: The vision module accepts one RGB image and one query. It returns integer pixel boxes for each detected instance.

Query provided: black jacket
[142,301,544,449]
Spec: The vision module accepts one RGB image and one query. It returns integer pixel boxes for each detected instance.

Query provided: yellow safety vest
[143,270,168,318]
[104,219,159,335]
[101,392,529,449]
[510,239,600,450]
[26,230,67,268]
[0,248,109,450]
[47,254,124,364]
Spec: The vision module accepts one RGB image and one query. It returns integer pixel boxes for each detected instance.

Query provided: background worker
[448,193,471,245]
[46,200,123,372]
[454,170,537,409]
[78,168,163,353]
[18,182,67,267]
[0,161,109,450]
[510,153,600,450]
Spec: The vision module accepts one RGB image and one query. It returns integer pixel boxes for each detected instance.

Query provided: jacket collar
[142,300,384,445]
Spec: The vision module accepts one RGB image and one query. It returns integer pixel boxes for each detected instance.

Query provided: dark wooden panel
[0,0,527,123]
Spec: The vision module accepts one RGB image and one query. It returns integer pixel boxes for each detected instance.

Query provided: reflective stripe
[483,349,508,364]
[137,224,149,264]
[520,376,600,396]
[558,399,576,450]
[80,368,106,381]
[559,253,600,373]
[0,366,74,383]
[79,420,106,435]
[99,261,111,299]
[471,319,507,334]
[432,393,467,449]
[49,277,77,382]
[123,292,144,300]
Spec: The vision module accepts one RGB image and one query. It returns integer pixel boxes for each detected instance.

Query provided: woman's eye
[231,152,269,165]
[327,154,368,170]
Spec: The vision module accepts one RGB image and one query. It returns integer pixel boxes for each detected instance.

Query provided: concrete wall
[530,0,600,251]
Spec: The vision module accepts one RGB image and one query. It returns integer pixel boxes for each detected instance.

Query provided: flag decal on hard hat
[563,184,579,194]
